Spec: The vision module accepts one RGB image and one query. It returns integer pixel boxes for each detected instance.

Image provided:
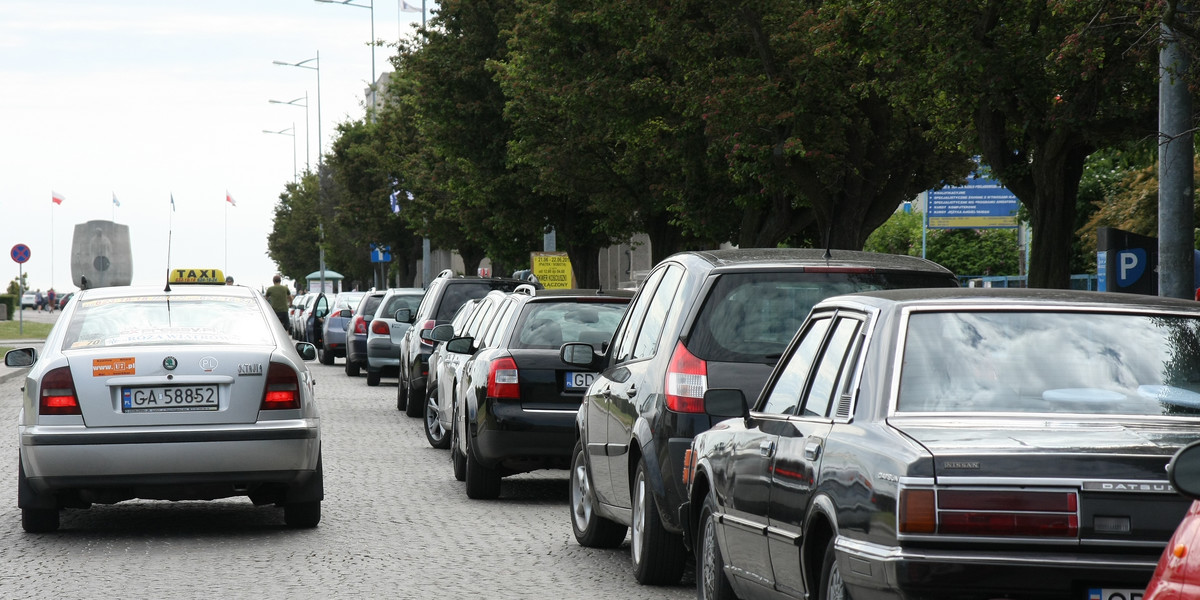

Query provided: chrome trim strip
[836,535,1161,569]
[720,513,767,535]
[766,525,802,545]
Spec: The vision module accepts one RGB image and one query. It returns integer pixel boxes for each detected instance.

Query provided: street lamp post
[274,53,326,292]
[315,0,376,122]
[262,125,297,183]
[268,94,310,172]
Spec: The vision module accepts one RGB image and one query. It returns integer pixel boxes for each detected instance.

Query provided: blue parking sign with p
[1116,249,1147,288]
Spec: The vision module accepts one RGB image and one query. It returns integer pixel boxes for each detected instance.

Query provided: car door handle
[804,441,822,461]
[626,384,637,398]
[759,441,775,457]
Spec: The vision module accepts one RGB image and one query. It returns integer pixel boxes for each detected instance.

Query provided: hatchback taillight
[899,488,1079,537]
[419,319,437,348]
[487,356,520,399]
[353,316,368,335]
[40,366,80,415]
[371,319,390,335]
[665,341,707,413]
[261,362,302,410]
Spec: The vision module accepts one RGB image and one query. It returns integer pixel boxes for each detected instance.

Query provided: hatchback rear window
[511,301,628,349]
[435,282,523,321]
[381,294,423,319]
[359,294,385,317]
[688,271,954,364]
[62,295,273,349]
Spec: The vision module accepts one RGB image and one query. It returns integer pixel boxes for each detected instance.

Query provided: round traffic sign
[10,244,30,264]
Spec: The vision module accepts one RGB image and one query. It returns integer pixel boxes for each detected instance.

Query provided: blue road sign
[10,243,30,264]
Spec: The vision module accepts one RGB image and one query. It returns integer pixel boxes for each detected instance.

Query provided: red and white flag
[400,1,422,12]
[226,191,236,207]
[51,191,64,205]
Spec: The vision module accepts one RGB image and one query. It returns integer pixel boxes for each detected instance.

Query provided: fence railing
[957,274,1099,291]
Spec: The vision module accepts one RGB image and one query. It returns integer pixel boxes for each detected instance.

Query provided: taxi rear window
[61,295,274,349]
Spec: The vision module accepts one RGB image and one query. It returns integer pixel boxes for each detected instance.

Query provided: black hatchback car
[395,270,535,417]
[450,288,632,499]
[560,248,959,586]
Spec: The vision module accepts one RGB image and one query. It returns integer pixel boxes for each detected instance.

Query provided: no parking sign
[11,243,30,264]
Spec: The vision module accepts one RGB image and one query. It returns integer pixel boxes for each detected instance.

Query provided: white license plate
[122,385,219,412]
[565,372,596,390]
[1087,589,1143,600]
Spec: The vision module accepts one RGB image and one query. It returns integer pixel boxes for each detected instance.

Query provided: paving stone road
[0,357,695,599]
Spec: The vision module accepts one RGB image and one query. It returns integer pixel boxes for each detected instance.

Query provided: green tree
[267,174,322,288]
[870,1,1160,288]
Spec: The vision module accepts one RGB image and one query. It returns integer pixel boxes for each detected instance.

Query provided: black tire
[631,460,687,585]
[284,501,321,528]
[397,373,409,411]
[464,433,501,500]
[366,371,381,387]
[345,361,360,377]
[819,537,850,600]
[451,409,467,482]
[697,492,736,600]
[22,508,59,533]
[404,380,423,418]
[424,389,450,449]
[318,346,334,365]
[569,440,627,548]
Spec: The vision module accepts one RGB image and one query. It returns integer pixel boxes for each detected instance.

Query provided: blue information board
[926,176,1020,229]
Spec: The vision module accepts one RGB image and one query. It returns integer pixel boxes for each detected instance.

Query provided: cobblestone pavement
[0,358,695,599]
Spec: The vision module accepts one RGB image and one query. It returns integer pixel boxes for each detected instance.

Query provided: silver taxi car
[6,272,323,533]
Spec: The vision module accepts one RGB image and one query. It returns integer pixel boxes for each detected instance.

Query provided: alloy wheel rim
[571,461,592,531]
[828,556,845,600]
[701,517,719,599]
[632,473,646,564]
[425,395,444,441]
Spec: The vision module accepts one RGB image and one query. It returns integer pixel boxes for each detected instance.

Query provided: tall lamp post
[316,0,377,122]
[268,94,309,172]
[262,125,297,183]
[274,53,326,292]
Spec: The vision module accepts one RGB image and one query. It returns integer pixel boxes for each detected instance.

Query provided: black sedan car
[561,248,960,586]
[684,288,1200,600]
[452,288,631,499]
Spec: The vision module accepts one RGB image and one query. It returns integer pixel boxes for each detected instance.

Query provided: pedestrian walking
[264,275,292,332]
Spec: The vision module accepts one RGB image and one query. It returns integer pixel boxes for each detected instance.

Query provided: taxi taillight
[40,366,80,415]
[261,362,302,410]
[899,488,1079,537]
[353,316,368,335]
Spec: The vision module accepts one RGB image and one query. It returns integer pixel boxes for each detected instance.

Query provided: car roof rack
[513,284,538,295]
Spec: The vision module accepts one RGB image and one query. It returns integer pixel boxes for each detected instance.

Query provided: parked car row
[295,249,1200,599]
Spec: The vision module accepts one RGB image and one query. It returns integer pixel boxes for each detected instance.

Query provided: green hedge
[0,295,14,320]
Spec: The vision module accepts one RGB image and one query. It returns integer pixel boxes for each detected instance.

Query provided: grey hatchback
[365,288,426,386]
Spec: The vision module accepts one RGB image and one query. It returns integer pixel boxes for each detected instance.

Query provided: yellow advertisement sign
[531,252,573,289]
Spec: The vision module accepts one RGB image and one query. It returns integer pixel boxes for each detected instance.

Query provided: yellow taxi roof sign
[168,268,226,284]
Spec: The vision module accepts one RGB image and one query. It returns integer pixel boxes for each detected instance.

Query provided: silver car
[365,288,426,387]
[5,281,323,533]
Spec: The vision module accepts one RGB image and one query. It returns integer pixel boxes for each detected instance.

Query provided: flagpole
[50,202,54,290]
[224,197,228,274]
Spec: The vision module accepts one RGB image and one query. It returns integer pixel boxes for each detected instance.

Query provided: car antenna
[164,219,174,292]
[822,203,838,259]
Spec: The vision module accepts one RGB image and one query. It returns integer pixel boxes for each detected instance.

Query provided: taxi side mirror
[4,348,36,368]
[295,342,317,361]
[395,307,413,324]
[703,389,748,419]
[1170,441,1200,499]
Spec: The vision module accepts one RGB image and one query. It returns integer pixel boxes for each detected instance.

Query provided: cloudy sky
[0,0,432,293]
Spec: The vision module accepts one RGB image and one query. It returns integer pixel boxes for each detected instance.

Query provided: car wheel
[404,380,423,418]
[451,407,467,482]
[464,432,501,500]
[631,459,687,585]
[397,373,409,411]
[366,371,380,387]
[424,389,450,449]
[284,501,321,528]
[318,346,334,365]
[22,508,60,533]
[345,361,360,377]
[570,440,627,548]
[819,537,850,600]
[698,491,736,600]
